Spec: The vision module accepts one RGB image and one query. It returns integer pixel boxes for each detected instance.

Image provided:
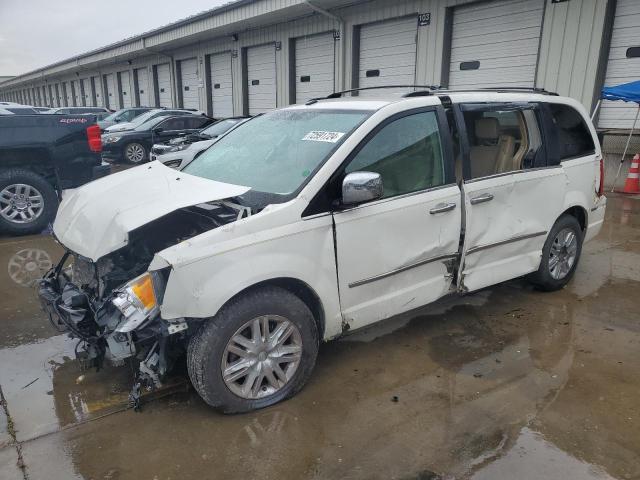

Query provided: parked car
[46,107,111,115]
[152,117,249,168]
[101,114,214,163]
[104,108,203,133]
[98,107,154,131]
[0,114,106,235]
[0,105,39,115]
[39,89,606,413]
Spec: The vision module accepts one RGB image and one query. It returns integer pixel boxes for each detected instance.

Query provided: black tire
[0,169,58,236]
[123,142,147,164]
[187,286,319,413]
[528,214,583,291]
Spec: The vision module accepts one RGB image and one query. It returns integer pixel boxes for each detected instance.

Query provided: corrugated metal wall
[0,0,620,125]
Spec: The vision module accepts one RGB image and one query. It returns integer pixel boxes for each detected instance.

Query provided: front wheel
[528,214,583,291]
[123,142,147,164]
[187,286,319,413]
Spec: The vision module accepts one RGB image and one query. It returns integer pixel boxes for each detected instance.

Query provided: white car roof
[283,89,585,115]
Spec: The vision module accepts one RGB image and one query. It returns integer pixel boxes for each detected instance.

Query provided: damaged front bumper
[38,253,190,409]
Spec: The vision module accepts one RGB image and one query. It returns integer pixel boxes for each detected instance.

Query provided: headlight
[112,272,165,332]
[166,144,189,153]
[103,135,123,144]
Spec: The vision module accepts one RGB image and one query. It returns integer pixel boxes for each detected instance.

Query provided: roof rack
[434,86,559,96]
[304,85,559,105]
[305,85,441,104]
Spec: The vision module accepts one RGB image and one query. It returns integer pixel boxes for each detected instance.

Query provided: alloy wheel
[125,143,145,163]
[549,227,578,280]
[221,315,303,399]
[0,183,44,224]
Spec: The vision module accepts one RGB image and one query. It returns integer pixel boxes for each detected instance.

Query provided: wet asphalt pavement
[0,194,639,480]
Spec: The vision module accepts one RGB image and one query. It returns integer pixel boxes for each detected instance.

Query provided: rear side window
[547,104,595,160]
[185,117,210,129]
[461,105,545,179]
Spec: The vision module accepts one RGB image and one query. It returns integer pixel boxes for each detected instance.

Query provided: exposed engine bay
[38,199,251,409]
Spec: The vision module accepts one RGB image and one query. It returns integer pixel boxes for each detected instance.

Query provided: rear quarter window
[548,104,595,160]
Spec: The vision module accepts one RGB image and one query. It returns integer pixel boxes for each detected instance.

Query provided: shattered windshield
[183,109,370,196]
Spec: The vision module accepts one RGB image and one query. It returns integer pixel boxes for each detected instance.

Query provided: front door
[457,103,566,292]
[333,107,461,331]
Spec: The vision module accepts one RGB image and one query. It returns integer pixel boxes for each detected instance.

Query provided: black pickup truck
[0,115,109,235]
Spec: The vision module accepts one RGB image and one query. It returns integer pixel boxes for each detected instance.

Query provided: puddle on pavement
[0,233,63,349]
[0,195,639,479]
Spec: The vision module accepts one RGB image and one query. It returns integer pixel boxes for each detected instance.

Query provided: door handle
[470,193,494,205]
[429,202,456,214]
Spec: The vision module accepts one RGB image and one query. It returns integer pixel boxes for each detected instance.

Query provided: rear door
[332,106,461,331]
[457,102,565,292]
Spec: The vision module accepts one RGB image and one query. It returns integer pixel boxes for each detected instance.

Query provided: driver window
[345,111,445,198]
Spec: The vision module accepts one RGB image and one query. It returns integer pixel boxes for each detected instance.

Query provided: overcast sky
[0,0,231,76]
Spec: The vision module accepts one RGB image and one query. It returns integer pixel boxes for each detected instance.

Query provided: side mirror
[342,171,383,205]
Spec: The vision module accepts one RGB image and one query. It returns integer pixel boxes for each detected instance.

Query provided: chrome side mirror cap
[342,171,383,205]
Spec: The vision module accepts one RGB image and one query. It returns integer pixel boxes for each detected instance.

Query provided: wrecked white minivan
[39,88,606,412]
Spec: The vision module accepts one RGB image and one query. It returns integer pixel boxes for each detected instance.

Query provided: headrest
[475,118,499,140]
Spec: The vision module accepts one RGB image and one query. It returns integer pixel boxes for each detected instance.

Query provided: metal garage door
[55,84,62,107]
[72,80,81,106]
[66,82,74,106]
[179,58,200,110]
[448,0,544,90]
[598,0,640,129]
[358,17,418,96]
[92,76,103,107]
[295,32,335,103]
[135,68,150,107]
[105,74,116,109]
[80,78,90,106]
[208,52,234,118]
[246,44,277,115]
[119,71,132,108]
[156,63,173,107]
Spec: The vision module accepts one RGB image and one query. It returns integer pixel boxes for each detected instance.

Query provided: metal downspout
[304,0,346,91]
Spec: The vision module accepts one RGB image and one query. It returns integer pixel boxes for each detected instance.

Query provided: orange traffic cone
[621,153,640,194]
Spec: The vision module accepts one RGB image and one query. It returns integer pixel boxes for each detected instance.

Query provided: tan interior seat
[470,118,515,177]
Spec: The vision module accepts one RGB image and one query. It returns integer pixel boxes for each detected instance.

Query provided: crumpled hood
[53,161,249,261]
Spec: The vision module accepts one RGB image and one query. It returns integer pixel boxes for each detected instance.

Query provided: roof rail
[435,86,559,96]
[305,85,441,104]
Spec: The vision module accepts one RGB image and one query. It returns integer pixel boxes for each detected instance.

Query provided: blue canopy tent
[595,80,640,190]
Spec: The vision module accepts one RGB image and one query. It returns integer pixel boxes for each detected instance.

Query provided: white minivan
[40,88,606,412]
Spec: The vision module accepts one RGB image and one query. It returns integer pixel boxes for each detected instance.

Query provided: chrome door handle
[429,202,456,214]
[470,193,494,205]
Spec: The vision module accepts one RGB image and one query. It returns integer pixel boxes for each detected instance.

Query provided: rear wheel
[0,169,57,235]
[529,214,583,291]
[124,142,147,164]
[187,286,319,413]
